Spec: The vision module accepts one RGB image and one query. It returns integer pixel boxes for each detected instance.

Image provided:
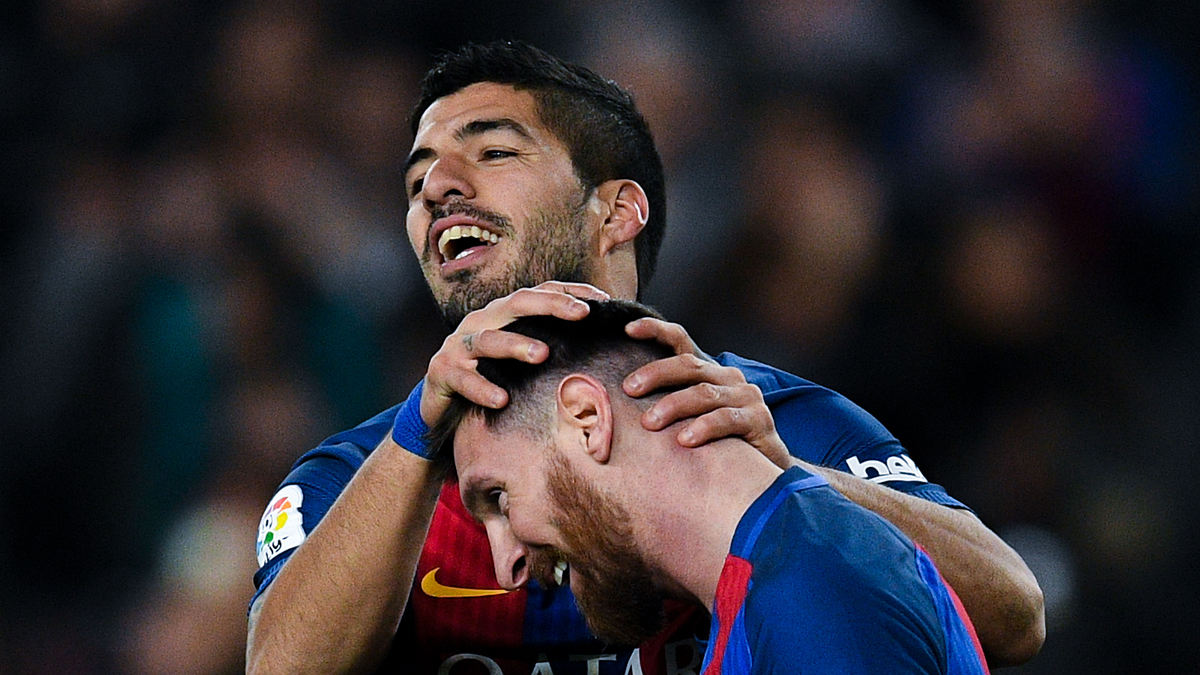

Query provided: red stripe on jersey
[944,573,989,673]
[410,481,526,651]
[703,555,753,675]
[638,600,707,675]
[915,544,990,675]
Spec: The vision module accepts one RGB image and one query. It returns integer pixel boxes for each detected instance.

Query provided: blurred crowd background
[1,0,1197,673]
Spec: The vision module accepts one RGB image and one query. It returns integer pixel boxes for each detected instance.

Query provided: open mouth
[439,224,501,262]
[553,560,569,587]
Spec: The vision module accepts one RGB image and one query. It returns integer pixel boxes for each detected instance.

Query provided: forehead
[453,414,538,481]
[414,82,547,143]
[452,414,500,469]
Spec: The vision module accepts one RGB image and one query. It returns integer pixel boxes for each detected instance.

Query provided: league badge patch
[257,485,306,567]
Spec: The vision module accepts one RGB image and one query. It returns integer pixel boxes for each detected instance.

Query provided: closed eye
[409,176,424,198]
[492,489,510,517]
[462,476,509,520]
[470,487,506,517]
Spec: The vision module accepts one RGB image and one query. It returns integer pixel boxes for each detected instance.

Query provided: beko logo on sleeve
[256,484,306,567]
[846,454,928,484]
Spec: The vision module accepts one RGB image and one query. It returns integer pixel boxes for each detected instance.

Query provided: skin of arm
[246,287,1042,670]
[245,439,441,675]
[245,283,611,674]
[622,318,1045,668]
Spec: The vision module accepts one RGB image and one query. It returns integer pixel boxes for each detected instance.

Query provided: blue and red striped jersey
[252,353,970,674]
[700,468,989,675]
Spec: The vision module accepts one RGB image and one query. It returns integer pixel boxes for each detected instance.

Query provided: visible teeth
[454,249,472,260]
[553,560,568,586]
[436,226,458,255]
[438,224,500,259]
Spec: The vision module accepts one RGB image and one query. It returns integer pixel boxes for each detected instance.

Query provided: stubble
[539,453,667,647]
[428,194,594,327]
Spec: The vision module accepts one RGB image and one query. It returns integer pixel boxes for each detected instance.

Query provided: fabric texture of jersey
[251,353,969,675]
[700,467,989,675]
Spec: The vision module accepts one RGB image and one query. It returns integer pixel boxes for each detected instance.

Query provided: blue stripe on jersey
[523,580,596,646]
[914,551,990,675]
[734,474,828,559]
[724,602,753,675]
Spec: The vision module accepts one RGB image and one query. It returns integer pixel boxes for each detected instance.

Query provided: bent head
[429,299,673,645]
[404,41,666,325]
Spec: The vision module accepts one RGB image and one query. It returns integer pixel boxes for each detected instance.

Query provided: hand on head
[424,288,791,471]
[420,281,610,427]
[622,318,792,468]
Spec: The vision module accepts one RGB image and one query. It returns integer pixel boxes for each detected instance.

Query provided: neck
[621,437,782,612]
[589,248,639,300]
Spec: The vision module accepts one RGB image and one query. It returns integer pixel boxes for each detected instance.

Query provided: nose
[421,155,475,210]
[485,520,530,590]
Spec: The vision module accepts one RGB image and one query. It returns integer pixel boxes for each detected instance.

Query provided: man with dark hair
[246,40,1043,675]
[434,299,989,675]
[408,40,667,299]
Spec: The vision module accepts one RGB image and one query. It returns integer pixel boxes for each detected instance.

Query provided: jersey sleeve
[738,479,961,675]
[249,404,399,608]
[717,352,968,510]
[744,525,949,675]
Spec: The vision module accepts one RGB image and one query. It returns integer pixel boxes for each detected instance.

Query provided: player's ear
[591,179,648,256]
[556,373,613,464]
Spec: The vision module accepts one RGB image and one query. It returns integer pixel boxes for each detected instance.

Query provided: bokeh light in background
[0,0,1196,673]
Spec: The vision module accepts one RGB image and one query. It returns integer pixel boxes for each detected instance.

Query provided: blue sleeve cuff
[391,380,434,458]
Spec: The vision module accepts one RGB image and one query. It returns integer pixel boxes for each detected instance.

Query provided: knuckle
[504,289,534,306]
[726,407,744,424]
[429,349,452,370]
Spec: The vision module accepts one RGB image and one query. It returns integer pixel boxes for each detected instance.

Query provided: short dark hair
[410,40,667,295]
[427,299,672,477]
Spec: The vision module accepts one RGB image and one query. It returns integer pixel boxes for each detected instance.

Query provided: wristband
[391,380,434,458]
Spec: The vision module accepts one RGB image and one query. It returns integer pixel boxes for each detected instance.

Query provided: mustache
[426,202,512,255]
[527,544,569,588]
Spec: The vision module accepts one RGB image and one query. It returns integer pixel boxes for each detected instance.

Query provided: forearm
[246,437,442,675]
[800,461,1045,667]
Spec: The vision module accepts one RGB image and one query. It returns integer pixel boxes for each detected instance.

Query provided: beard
[530,454,666,647]
[425,196,593,328]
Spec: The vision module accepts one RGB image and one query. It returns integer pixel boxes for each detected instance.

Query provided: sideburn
[546,454,666,647]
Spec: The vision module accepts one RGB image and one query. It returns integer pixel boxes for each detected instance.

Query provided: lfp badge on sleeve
[257,484,306,567]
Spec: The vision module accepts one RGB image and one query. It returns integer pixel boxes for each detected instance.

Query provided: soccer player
[433,299,990,675]
[246,41,1043,674]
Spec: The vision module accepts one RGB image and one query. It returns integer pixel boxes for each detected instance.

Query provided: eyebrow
[457,476,490,516]
[404,117,535,177]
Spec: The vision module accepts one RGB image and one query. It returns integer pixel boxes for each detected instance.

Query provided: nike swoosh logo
[421,568,513,598]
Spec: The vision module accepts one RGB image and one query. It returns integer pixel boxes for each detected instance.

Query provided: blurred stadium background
[0,0,1197,672]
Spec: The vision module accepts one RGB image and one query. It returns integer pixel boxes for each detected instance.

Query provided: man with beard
[246,41,1042,675]
[431,299,990,675]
